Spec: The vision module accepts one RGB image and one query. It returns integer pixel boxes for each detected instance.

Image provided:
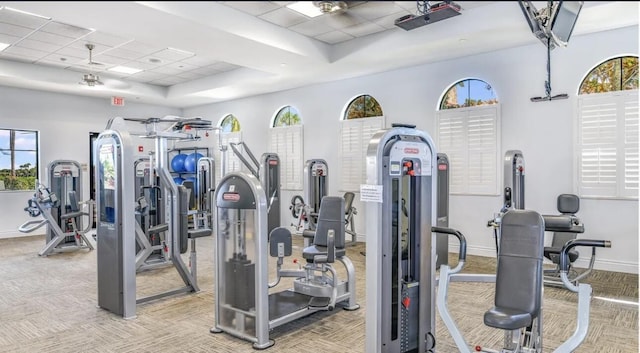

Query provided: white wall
[0,87,181,238]
[184,26,639,273]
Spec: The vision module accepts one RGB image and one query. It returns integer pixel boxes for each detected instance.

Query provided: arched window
[579,56,638,94]
[440,78,498,110]
[270,106,303,189]
[576,55,638,199]
[273,106,302,127]
[340,94,384,191]
[344,95,383,119]
[436,78,500,195]
[219,114,241,132]
[216,114,242,179]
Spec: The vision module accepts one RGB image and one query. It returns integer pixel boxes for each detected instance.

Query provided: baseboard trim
[449,243,638,275]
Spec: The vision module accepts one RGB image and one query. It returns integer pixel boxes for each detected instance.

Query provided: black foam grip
[432,226,466,262]
[559,239,611,271]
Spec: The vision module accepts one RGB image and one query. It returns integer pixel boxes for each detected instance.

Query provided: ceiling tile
[2,45,47,59]
[208,62,240,72]
[341,21,387,37]
[393,1,419,12]
[0,33,21,45]
[69,63,107,73]
[320,13,367,30]
[81,31,132,47]
[67,40,114,54]
[128,71,166,82]
[175,71,203,80]
[315,30,354,44]
[347,2,407,21]
[288,20,335,37]
[39,21,93,39]
[258,7,308,28]
[28,31,77,46]
[178,55,220,67]
[39,52,84,64]
[0,8,50,30]
[36,59,71,68]
[271,1,294,6]
[15,38,64,53]
[55,46,91,59]
[152,48,195,61]
[191,65,222,76]
[0,22,36,37]
[163,61,199,72]
[373,10,413,29]
[126,60,163,71]
[100,47,146,61]
[223,1,281,16]
[148,66,183,75]
[116,40,164,55]
[91,54,129,66]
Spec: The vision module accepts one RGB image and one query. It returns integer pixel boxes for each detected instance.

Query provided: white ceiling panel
[321,13,367,30]
[348,2,408,21]
[91,54,129,66]
[288,20,335,37]
[101,47,146,61]
[27,30,77,46]
[81,31,132,47]
[258,7,308,28]
[163,61,200,72]
[151,48,195,61]
[0,7,50,29]
[315,30,354,44]
[175,71,203,80]
[54,45,92,59]
[222,1,281,16]
[178,55,221,67]
[340,21,386,37]
[0,33,20,45]
[148,65,184,75]
[116,40,164,55]
[15,38,63,53]
[373,11,412,29]
[2,45,47,59]
[208,62,240,72]
[0,22,36,37]
[39,21,93,39]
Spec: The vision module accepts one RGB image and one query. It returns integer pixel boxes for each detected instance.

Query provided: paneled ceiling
[0,1,636,108]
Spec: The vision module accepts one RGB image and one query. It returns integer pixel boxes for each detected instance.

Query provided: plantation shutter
[436,105,500,195]
[577,91,638,199]
[340,116,384,191]
[269,125,303,190]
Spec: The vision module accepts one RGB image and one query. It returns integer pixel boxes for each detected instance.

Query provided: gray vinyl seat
[544,194,584,265]
[484,209,545,330]
[302,196,346,263]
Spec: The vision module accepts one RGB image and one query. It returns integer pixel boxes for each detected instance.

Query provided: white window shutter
[436,105,500,195]
[340,116,383,192]
[269,125,303,190]
[577,91,638,199]
[215,131,242,180]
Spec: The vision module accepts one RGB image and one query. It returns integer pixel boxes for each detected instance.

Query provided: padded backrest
[557,194,579,214]
[68,191,79,212]
[313,196,345,249]
[551,232,578,249]
[343,192,355,215]
[495,209,545,318]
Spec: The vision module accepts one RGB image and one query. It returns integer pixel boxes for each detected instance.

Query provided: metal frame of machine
[364,123,438,353]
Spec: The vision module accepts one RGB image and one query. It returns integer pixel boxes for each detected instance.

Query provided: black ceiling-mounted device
[395,1,461,31]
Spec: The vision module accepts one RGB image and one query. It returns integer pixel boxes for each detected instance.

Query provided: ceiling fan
[79,43,104,87]
[312,1,349,14]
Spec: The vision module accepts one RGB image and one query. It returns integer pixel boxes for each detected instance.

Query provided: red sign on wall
[111,96,125,106]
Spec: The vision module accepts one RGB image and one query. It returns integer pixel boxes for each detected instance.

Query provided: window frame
[0,128,40,192]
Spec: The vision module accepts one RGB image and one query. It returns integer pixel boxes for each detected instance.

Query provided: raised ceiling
[0,1,637,108]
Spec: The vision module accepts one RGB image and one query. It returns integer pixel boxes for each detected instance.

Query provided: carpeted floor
[0,233,637,353]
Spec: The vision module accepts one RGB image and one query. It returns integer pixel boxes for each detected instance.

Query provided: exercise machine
[542,194,606,287]
[290,159,328,246]
[19,160,95,256]
[133,157,172,271]
[435,153,450,268]
[437,209,611,353]
[364,123,437,353]
[192,156,215,231]
[229,141,280,234]
[211,171,359,349]
[95,116,212,319]
[487,150,525,253]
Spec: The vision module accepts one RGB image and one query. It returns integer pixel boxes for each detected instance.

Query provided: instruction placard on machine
[360,184,383,203]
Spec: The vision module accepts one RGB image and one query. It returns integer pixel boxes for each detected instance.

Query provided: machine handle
[391,123,416,129]
[432,226,466,262]
[559,239,611,272]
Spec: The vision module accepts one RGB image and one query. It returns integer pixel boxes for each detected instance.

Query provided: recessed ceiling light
[108,66,142,74]
[286,2,323,18]
[0,42,10,51]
